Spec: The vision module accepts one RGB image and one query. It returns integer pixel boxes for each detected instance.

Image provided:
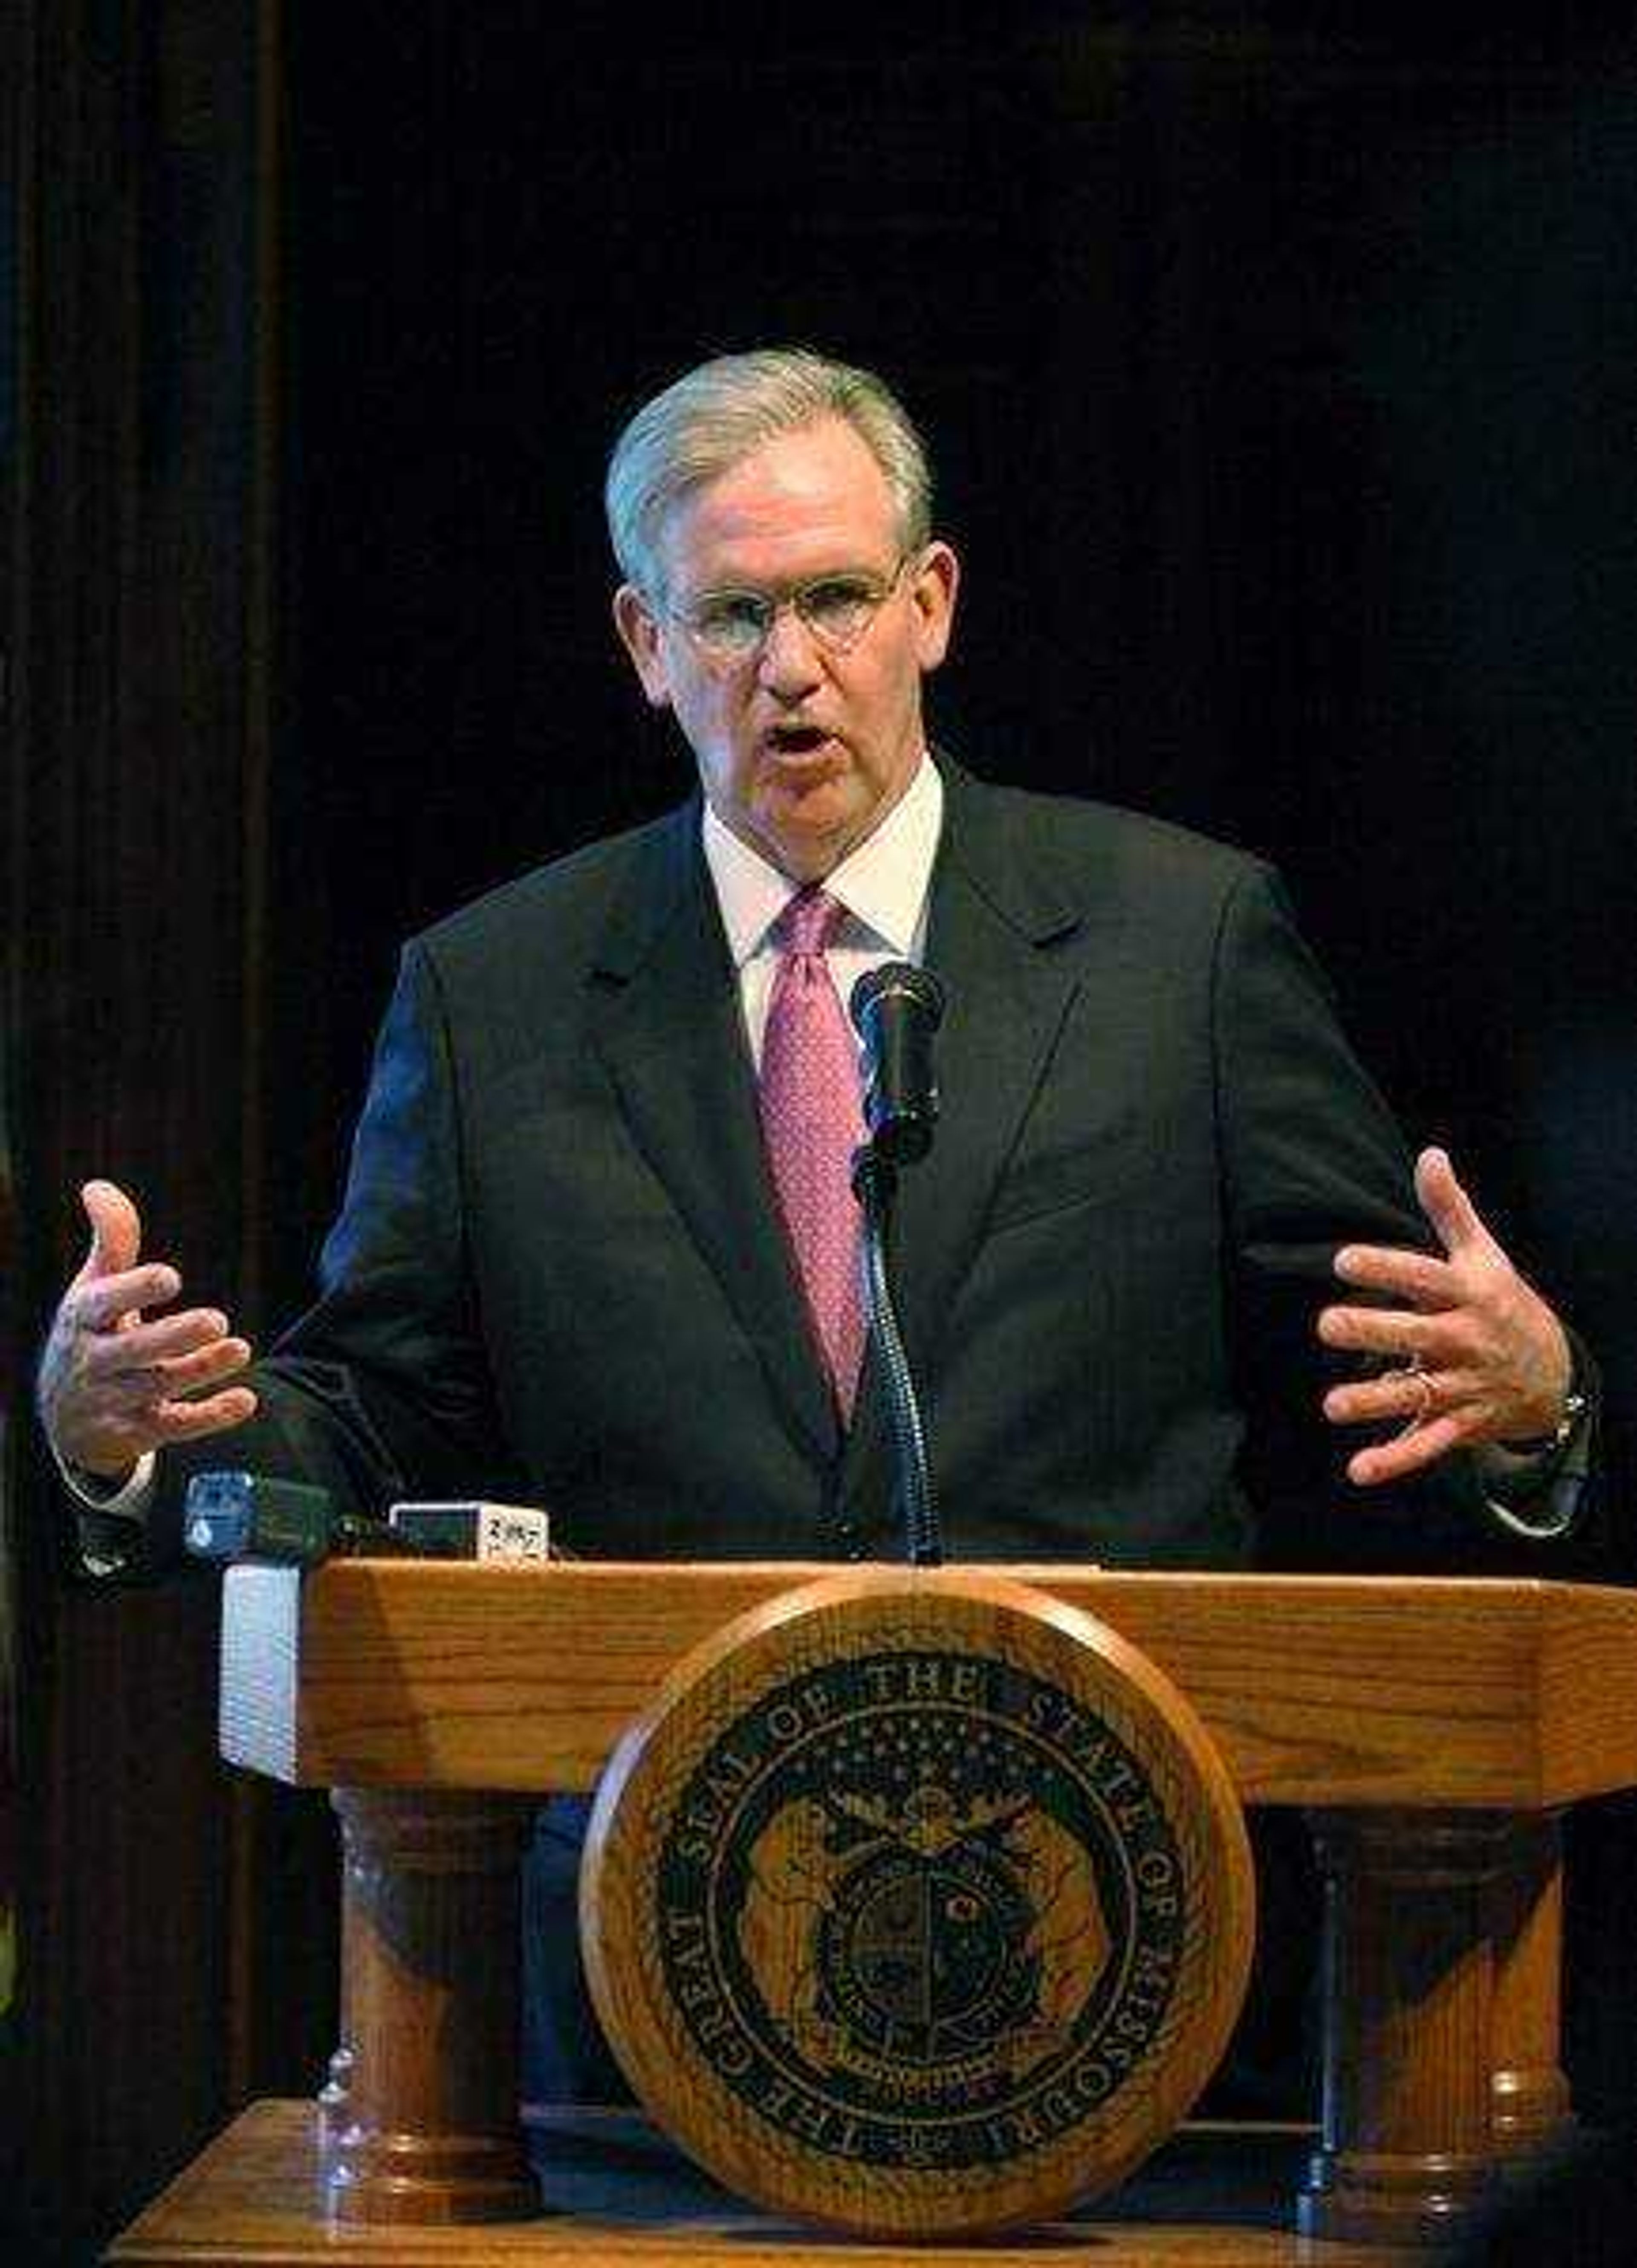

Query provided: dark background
[5,6,1636,2257]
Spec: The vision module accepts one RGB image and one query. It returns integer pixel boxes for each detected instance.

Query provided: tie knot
[778,888,846,959]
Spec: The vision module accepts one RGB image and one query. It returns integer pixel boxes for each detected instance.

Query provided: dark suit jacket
[144,759,1546,1576]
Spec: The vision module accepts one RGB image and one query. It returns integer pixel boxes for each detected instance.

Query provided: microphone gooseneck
[849,962,946,1567]
[852,1147,940,1565]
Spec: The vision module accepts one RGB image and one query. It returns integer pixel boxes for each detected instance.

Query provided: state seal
[581,1569,1253,2238]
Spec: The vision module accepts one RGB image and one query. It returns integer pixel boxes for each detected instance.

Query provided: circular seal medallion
[581,1570,1254,2238]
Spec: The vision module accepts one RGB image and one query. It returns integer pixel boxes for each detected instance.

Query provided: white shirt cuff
[56,1446,158,1519]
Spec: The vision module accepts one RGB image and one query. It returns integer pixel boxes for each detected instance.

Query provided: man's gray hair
[604,346,934,597]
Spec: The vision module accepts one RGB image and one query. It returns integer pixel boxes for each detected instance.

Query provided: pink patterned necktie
[758,888,868,1420]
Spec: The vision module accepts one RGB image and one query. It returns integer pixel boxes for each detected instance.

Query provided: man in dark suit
[37,345,1587,1565]
[35,344,1591,2110]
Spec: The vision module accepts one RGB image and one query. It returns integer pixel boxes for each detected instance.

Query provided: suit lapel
[588,805,840,1466]
[839,764,1086,1520]
[587,770,1087,1517]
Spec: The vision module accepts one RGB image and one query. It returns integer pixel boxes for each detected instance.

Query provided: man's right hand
[36,1180,258,1482]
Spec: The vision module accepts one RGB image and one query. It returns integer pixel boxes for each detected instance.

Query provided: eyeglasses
[658,550,916,666]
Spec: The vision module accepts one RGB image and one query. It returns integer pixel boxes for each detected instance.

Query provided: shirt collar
[702,753,943,966]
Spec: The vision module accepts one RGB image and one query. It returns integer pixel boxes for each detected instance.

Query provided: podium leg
[1299,1808,1513,2249]
[1488,1811,1574,2157]
[324,1787,540,2224]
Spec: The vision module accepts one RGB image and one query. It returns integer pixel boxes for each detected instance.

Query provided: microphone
[847,961,946,1566]
[849,961,945,1164]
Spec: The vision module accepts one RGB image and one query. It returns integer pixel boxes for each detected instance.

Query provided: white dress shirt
[701,751,943,1069]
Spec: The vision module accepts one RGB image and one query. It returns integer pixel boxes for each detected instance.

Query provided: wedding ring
[1392,1352,1435,1433]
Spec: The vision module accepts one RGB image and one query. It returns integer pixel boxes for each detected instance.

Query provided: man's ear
[613,584,672,710]
[909,540,960,674]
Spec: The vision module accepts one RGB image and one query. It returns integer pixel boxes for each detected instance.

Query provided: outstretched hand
[35,1180,257,1481]
[1317,1147,1573,1488]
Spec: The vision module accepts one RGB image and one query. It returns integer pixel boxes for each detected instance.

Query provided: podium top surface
[219,1561,1637,1809]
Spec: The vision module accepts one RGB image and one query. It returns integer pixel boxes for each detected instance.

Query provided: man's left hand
[1317,1147,1573,1487]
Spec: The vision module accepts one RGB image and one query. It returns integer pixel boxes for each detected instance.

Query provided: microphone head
[849,961,946,1164]
[848,959,945,1039]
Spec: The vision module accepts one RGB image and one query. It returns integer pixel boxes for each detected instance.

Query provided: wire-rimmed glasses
[657,549,917,667]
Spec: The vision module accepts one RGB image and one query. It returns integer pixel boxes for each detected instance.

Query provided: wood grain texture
[107,2099,1414,2265]
[579,1572,1255,2239]
[1300,1812,1514,2246]
[208,1564,1631,2251]
[1541,1583,1637,1798]
[221,1563,1637,1809]
[322,1791,538,2224]
[1487,1814,1573,2155]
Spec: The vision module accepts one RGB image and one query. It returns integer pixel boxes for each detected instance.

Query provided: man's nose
[756,601,825,694]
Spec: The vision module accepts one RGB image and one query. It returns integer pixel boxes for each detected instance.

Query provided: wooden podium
[109,1563,1637,2264]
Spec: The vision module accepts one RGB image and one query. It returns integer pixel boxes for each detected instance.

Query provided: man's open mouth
[765,723,832,757]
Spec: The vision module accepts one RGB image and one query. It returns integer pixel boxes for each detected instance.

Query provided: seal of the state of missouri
[581,1570,1254,2238]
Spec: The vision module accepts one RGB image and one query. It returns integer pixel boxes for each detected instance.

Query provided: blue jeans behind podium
[522,1795,634,2106]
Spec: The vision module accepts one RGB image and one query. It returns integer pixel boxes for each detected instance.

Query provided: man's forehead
[657,418,897,575]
